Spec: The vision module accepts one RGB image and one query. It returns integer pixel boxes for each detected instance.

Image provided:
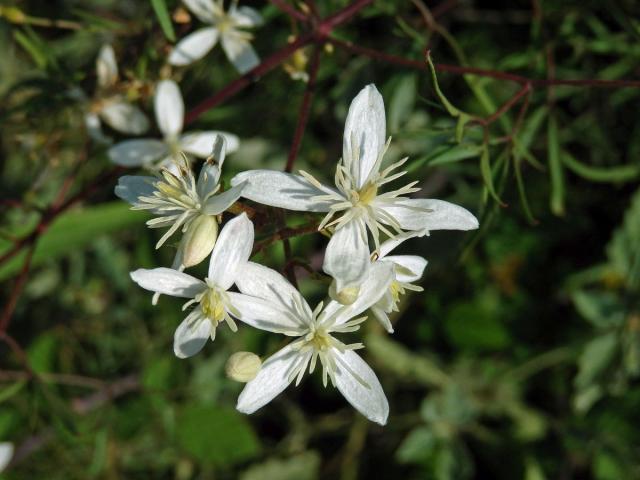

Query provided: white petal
[371,305,394,333]
[333,349,389,425]
[197,134,227,196]
[99,100,150,135]
[230,170,335,212]
[96,44,117,89]
[114,175,157,206]
[343,84,386,189]
[383,255,427,283]
[331,262,394,326]
[378,231,425,258]
[174,315,212,358]
[0,442,14,473]
[378,198,479,232]
[323,217,370,292]
[85,112,111,144]
[227,292,306,335]
[229,6,263,27]
[155,80,184,138]
[203,182,245,215]
[207,213,253,289]
[108,139,168,166]
[235,261,312,317]
[221,32,259,74]
[183,0,216,23]
[179,130,239,157]
[130,268,205,297]
[236,344,298,414]
[168,27,219,66]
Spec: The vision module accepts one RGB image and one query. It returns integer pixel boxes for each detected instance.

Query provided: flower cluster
[100,1,478,426]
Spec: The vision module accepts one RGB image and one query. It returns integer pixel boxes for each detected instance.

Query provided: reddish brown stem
[0,243,36,332]
[270,0,309,23]
[285,45,322,172]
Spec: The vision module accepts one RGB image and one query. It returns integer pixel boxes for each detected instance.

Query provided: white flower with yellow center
[169,0,263,74]
[108,79,239,169]
[116,136,246,269]
[231,84,478,294]
[130,214,267,357]
[85,44,150,143]
[230,260,394,425]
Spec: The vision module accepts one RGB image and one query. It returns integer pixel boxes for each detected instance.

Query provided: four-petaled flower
[116,135,246,269]
[130,213,266,358]
[169,0,263,74]
[231,260,395,425]
[108,79,239,169]
[231,84,479,296]
[85,44,150,143]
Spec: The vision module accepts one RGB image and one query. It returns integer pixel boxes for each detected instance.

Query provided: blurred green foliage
[1,0,640,479]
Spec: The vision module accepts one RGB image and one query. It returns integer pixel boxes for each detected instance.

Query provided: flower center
[305,325,333,352]
[200,286,226,325]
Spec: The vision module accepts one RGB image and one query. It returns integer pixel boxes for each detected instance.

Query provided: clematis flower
[0,442,13,473]
[130,213,264,357]
[231,84,479,294]
[369,233,428,333]
[85,44,150,142]
[231,260,394,425]
[108,79,239,169]
[115,136,246,269]
[169,0,263,74]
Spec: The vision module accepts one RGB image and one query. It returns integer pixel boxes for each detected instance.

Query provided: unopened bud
[180,215,218,267]
[225,352,261,382]
[329,279,360,305]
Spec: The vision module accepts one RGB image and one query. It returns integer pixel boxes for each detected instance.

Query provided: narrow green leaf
[514,154,538,224]
[547,114,565,216]
[13,29,47,68]
[407,143,483,173]
[480,146,504,205]
[389,74,417,133]
[426,52,462,118]
[562,151,640,183]
[150,0,176,42]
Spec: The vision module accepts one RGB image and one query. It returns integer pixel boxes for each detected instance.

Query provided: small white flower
[0,442,13,473]
[116,136,246,269]
[85,44,150,142]
[231,260,394,425]
[169,0,263,74]
[231,84,478,290]
[130,213,262,358]
[108,79,239,169]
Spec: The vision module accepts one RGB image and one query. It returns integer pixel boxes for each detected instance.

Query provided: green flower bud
[225,352,261,382]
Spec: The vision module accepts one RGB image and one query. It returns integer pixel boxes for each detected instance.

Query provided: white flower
[231,260,394,425]
[0,442,13,473]
[116,136,246,269]
[169,0,263,74]
[85,45,150,142]
[130,213,264,358]
[108,79,239,169]
[231,84,479,290]
[369,233,428,333]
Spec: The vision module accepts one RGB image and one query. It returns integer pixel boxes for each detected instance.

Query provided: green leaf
[575,332,618,390]
[571,290,625,328]
[407,143,483,173]
[27,333,58,374]
[514,152,538,224]
[13,28,48,69]
[176,404,260,467]
[396,427,437,464]
[150,0,176,42]
[547,114,565,216]
[606,187,640,284]
[0,381,27,404]
[426,52,463,118]
[240,451,321,480]
[389,74,417,133]
[0,202,147,281]
[479,146,504,205]
[562,151,640,183]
